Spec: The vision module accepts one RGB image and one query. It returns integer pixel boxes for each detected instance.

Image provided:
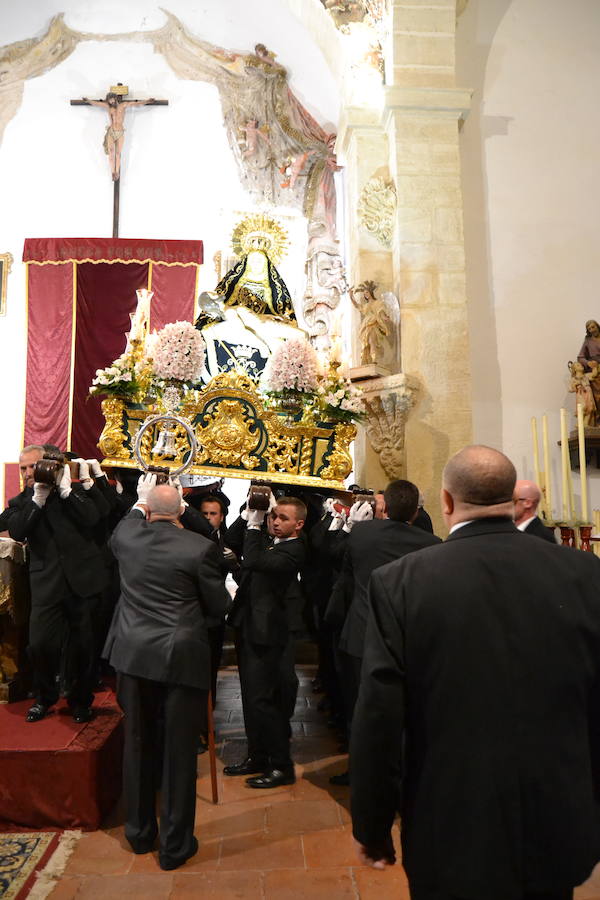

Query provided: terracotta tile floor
[45,665,600,899]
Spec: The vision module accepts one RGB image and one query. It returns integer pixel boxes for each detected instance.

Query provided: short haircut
[42,443,62,456]
[20,444,44,457]
[147,485,181,517]
[275,496,307,522]
[383,479,419,522]
[200,494,227,516]
[443,445,516,507]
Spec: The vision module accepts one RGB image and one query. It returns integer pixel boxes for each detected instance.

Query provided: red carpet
[0,691,123,831]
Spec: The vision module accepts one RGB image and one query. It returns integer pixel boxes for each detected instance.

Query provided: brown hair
[275,496,307,522]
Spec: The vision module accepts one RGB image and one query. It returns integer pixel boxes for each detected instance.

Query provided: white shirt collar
[516,515,536,532]
[449,519,476,535]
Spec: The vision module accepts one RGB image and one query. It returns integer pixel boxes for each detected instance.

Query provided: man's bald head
[147,485,182,519]
[513,479,542,526]
[442,445,516,525]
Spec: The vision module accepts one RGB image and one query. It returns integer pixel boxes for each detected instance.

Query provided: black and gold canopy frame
[98,370,355,489]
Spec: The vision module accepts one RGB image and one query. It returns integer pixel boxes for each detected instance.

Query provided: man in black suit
[8,446,109,723]
[351,445,600,900]
[104,479,229,870]
[513,479,556,543]
[224,493,306,788]
[329,480,441,784]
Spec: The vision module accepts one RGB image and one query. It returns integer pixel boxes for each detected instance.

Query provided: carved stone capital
[357,373,418,479]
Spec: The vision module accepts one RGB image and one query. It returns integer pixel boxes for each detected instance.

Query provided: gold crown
[231,213,289,265]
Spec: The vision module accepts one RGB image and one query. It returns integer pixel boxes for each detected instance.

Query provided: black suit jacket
[523,515,557,543]
[7,486,109,599]
[351,517,600,899]
[338,519,441,658]
[227,523,306,647]
[104,510,229,689]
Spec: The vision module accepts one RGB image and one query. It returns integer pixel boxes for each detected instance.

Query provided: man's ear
[441,488,454,517]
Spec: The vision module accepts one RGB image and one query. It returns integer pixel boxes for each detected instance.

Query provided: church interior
[1,0,600,896]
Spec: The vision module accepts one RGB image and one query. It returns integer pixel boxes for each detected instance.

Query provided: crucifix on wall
[70,83,168,238]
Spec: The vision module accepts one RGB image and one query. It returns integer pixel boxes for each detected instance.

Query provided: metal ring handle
[133,414,198,477]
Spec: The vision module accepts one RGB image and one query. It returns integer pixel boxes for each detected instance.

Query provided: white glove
[73,458,92,490]
[328,508,346,531]
[323,497,336,515]
[343,499,373,533]
[168,475,187,513]
[268,490,277,513]
[136,472,157,503]
[246,507,267,527]
[58,464,72,499]
[86,459,104,479]
[114,474,123,495]
[32,482,52,508]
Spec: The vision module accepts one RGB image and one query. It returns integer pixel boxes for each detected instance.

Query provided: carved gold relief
[357,176,397,248]
[263,433,300,473]
[98,397,128,459]
[196,399,260,469]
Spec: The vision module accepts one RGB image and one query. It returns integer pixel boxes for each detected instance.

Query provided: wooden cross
[71,84,168,238]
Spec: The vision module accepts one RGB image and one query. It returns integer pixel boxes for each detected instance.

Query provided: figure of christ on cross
[75,91,165,181]
[71,87,168,236]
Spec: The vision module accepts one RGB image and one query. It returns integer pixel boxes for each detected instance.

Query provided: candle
[531,417,542,489]
[560,408,570,522]
[542,415,552,520]
[577,402,589,523]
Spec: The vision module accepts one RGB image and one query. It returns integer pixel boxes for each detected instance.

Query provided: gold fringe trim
[26,259,200,267]
[27,830,82,900]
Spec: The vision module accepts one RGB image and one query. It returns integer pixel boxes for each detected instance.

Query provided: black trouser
[236,630,295,771]
[28,589,98,709]
[410,887,573,900]
[117,673,205,864]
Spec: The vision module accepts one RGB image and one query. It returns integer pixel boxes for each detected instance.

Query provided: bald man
[513,479,556,543]
[513,479,556,544]
[104,480,229,871]
[351,445,600,900]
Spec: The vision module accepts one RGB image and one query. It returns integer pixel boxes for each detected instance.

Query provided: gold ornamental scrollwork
[196,399,261,469]
[98,397,128,459]
[319,423,356,481]
[263,433,300,473]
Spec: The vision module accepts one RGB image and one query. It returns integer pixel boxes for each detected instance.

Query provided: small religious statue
[568,359,600,427]
[350,280,399,366]
[126,289,154,351]
[304,221,346,349]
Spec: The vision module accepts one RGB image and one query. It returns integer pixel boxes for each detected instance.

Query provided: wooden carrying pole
[207,691,219,804]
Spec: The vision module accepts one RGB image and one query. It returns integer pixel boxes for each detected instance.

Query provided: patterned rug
[0,831,80,899]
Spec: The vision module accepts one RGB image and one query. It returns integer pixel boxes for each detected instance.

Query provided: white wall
[0,1,339,498]
[458,0,600,519]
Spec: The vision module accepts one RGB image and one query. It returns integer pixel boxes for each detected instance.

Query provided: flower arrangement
[261,337,320,396]
[90,352,146,399]
[316,368,365,424]
[152,321,206,384]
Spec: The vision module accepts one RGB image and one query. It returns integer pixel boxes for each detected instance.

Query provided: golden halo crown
[231,214,289,265]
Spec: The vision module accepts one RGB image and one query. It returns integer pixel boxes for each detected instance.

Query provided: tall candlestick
[577,402,589,523]
[560,408,570,522]
[531,417,542,489]
[542,415,552,520]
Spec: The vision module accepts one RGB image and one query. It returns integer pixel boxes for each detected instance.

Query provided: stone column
[382,0,473,529]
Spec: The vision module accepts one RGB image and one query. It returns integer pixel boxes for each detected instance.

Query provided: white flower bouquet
[152,321,206,384]
[90,353,146,399]
[316,371,365,424]
[260,337,321,420]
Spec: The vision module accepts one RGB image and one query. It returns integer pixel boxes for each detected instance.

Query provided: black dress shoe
[159,836,198,871]
[129,838,156,855]
[223,757,267,777]
[246,768,295,789]
[71,706,94,723]
[26,702,51,723]
[329,771,350,786]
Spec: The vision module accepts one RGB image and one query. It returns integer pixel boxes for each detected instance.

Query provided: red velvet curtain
[24,263,74,452]
[23,239,203,460]
[71,263,148,459]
